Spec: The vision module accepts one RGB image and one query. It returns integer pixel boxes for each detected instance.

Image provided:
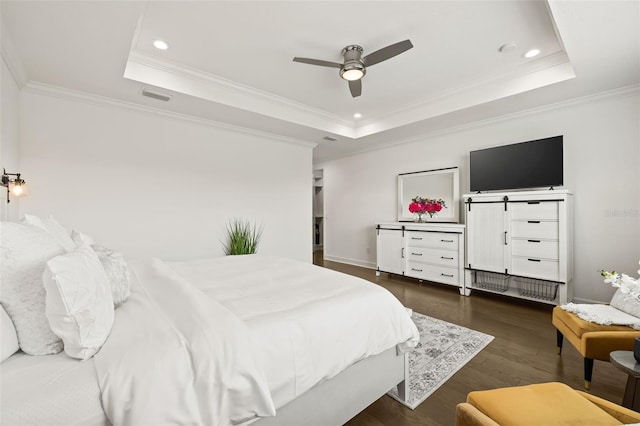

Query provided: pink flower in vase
[408,201,425,213]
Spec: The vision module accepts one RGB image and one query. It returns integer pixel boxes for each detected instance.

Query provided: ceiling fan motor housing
[340,45,366,81]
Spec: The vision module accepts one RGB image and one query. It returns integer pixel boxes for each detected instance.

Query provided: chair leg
[556,329,564,355]
[584,358,594,389]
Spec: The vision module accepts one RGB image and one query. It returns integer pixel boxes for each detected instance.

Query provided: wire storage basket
[474,271,509,292]
[513,276,559,302]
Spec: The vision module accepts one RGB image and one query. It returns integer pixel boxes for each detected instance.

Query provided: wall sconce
[1,169,27,203]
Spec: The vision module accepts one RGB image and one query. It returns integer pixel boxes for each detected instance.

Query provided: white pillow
[71,230,130,307]
[0,222,64,355]
[43,244,114,360]
[70,229,95,246]
[23,214,76,252]
[610,289,640,318]
[0,304,19,362]
[92,245,131,307]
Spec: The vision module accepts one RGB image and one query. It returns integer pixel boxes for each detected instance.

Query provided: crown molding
[22,81,317,149]
[125,51,356,138]
[326,83,640,162]
[1,34,28,89]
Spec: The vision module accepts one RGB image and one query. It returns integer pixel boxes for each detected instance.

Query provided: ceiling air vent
[323,136,338,141]
[141,88,171,102]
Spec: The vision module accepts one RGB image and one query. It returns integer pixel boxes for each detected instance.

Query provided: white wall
[1,57,21,221]
[319,90,640,303]
[18,89,313,262]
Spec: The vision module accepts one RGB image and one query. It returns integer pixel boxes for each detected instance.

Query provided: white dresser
[464,189,573,304]
[376,222,466,293]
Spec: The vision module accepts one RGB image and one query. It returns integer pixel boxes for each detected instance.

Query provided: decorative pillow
[71,231,131,307]
[0,303,19,362]
[92,244,131,307]
[43,244,114,360]
[610,289,640,318]
[22,214,76,252]
[70,229,95,247]
[0,222,64,355]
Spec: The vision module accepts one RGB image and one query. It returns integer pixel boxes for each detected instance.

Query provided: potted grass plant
[222,219,263,255]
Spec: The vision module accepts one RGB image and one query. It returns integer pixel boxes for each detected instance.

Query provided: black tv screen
[470,136,563,192]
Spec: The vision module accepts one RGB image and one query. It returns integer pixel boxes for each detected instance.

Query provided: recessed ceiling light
[353,113,362,119]
[153,40,169,50]
[524,48,540,58]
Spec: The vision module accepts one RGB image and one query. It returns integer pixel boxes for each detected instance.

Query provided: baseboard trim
[323,255,376,270]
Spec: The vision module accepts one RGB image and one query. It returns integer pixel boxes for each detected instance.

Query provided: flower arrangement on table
[408,196,446,222]
[601,260,640,300]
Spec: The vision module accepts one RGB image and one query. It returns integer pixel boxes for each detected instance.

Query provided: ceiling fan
[293,39,413,98]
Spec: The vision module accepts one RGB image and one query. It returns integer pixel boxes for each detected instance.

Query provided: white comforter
[169,255,420,410]
[95,255,419,425]
[94,259,276,426]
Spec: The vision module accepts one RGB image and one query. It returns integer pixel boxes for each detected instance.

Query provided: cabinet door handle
[504,231,508,245]
[441,256,454,260]
[528,258,541,262]
[440,239,454,243]
[411,237,423,240]
[527,239,541,243]
[527,220,541,224]
[411,252,422,256]
[441,273,454,277]
[401,248,405,258]
[411,268,423,272]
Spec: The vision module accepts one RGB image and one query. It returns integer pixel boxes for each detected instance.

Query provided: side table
[610,350,640,411]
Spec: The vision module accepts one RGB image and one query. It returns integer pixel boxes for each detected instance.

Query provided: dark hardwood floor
[312,251,628,426]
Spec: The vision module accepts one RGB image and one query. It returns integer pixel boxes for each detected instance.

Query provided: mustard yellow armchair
[552,305,640,389]
[456,382,640,426]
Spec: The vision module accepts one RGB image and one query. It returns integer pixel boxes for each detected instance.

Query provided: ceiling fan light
[341,69,364,81]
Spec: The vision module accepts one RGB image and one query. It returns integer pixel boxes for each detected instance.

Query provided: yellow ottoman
[457,382,640,425]
[552,305,640,388]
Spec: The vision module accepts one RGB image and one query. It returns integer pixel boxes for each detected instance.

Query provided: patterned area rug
[388,312,494,409]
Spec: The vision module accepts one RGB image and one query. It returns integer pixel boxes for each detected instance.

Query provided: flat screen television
[470,135,563,192]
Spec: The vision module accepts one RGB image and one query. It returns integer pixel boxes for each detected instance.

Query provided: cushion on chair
[577,391,640,424]
[466,382,623,425]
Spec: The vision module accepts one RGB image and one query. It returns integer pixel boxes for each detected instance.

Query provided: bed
[0,218,419,425]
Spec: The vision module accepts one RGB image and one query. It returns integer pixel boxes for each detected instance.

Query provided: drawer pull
[527,201,541,205]
[527,220,541,224]
[440,239,454,243]
[527,239,541,243]
[411,237,423,240]
[441,273,454,278]
[528,258,541,262]
[411,268,423,272]
[411,252,422,256]
[441,256,454,260]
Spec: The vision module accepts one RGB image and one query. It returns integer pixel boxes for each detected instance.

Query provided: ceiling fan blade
[363,39,413,67]
[349,79,362,98]
[293,57,342,68]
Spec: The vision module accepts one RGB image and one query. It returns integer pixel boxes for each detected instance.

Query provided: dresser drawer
[511,239,559,260]
[406,262,460,286]
[510,221,558,239]
[510,202,559,221]
[511,257,559,281]
[406,247,458,267]
[405,231,459,251]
